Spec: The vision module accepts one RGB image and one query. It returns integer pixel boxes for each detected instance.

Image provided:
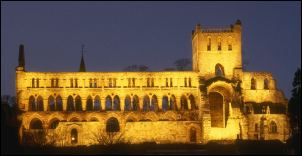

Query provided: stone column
[63,97,67,111]
[176,96,181,111]
[82,98,86,111]
[101,97,106,111]
[43,98,48,111]
[188,98,191,110]
[139,96,144,111]
[120,95,125,111]
[158,96,163,111]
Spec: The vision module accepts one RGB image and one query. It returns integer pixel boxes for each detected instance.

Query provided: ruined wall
[242,72,287,104]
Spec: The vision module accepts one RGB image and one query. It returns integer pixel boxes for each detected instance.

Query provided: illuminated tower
[192,20,242,80]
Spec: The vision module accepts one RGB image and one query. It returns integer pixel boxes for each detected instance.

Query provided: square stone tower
[192,20,242,80]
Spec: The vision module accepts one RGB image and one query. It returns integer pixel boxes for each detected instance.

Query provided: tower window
[170,78,173,87]
[70,78,73,88]
[251,78,256,90]
[184,78,187,87]
[228,36,232,51]
[189,78,192,87]
[166,78,169,87]
[32,78,35,88]
[75,78,78,88]
[207,37,211,51]
[264,78,269,90]
[218,37,221,51]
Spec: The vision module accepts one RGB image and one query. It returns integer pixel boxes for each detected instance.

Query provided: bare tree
[90,129,124,145]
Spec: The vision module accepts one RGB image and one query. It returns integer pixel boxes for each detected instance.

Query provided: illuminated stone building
[16,20,289,146]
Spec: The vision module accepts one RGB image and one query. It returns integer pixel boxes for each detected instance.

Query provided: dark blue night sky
[1,2,301,99]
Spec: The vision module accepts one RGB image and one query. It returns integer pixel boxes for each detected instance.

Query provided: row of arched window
[28,94,198,112]
[207,36,233,51]
[251,78,269,90]
[254,121,277,133]
[30,77,195,88]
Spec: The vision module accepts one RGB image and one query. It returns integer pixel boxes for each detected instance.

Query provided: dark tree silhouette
[123,64,149,71]
[288,68,301,154]
[174,58,192,71]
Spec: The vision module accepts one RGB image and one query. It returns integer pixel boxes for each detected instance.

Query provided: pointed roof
[79,45,86,72]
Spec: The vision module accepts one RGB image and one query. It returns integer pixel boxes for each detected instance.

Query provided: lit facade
[16,20,290,146]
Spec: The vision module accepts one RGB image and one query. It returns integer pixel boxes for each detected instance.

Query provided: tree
[173,58,192,71]
[123,64,149,71]
[90,128,124,145]
[288,68,301,154]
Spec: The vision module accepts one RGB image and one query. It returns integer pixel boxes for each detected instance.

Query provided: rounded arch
[215,63,225,77]
[70,117,80,122]
[209,92,224,127]
[124,95,131,111]
[162,95,169,111]
[75,95,82,111]
[94,95,101,111]
[113,95,121,111]
[170,95,177,110]
[105,95,112,110]
[106,117,120,132]
[86,96,93,111]
[143,95,150,111]
[71,128,78,144]
[29,118,43,129]
[48,95,55,111]
[269,121,277,133]
[67,95,74,111]
[49,118,60,129]
[264,78,269,89]
[90,117,99,122]
[132,95,139,111]
[189,95,197,110]
[151,95,158,111]
[37,96,44,111]
[56,95,63,111]
[251,78,256,90]
[28,96,36,111]
[180,95,188,111]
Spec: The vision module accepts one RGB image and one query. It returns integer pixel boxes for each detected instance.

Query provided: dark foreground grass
[3,140,290,155]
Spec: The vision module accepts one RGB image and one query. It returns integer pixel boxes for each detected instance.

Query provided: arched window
[132,95,139,111]
[162,96,169,111]
[151,95,158,111]
[207,37,211,51]
[106,117,120,132]
[49,118,60,129]
[190,127,197,142]
[113,95,120,111]
[70,117,80,122]
[94,96,101,111]
[264,78,269,90]
[48,96,55,111]
[181,95,188,110]
[28,96,36,111]
[67,96,74,111]
[269,121,277,133]
[90,117,99,122]
[228,36,232,51]
[124,95,131,111]
[215,64,225,77]
[255,123,259,132]
[189,95,197,110]
[75,96,82,111]
[86,96,93,111]
[143,95,150,112]
[71,129,78,144]
[56,96,63,111]
[37,96,44,111]
[217,37,222,51]
[105,96,112,111]
[170,95,177,110]
[29,118,43,129]
[251,78,256,90]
